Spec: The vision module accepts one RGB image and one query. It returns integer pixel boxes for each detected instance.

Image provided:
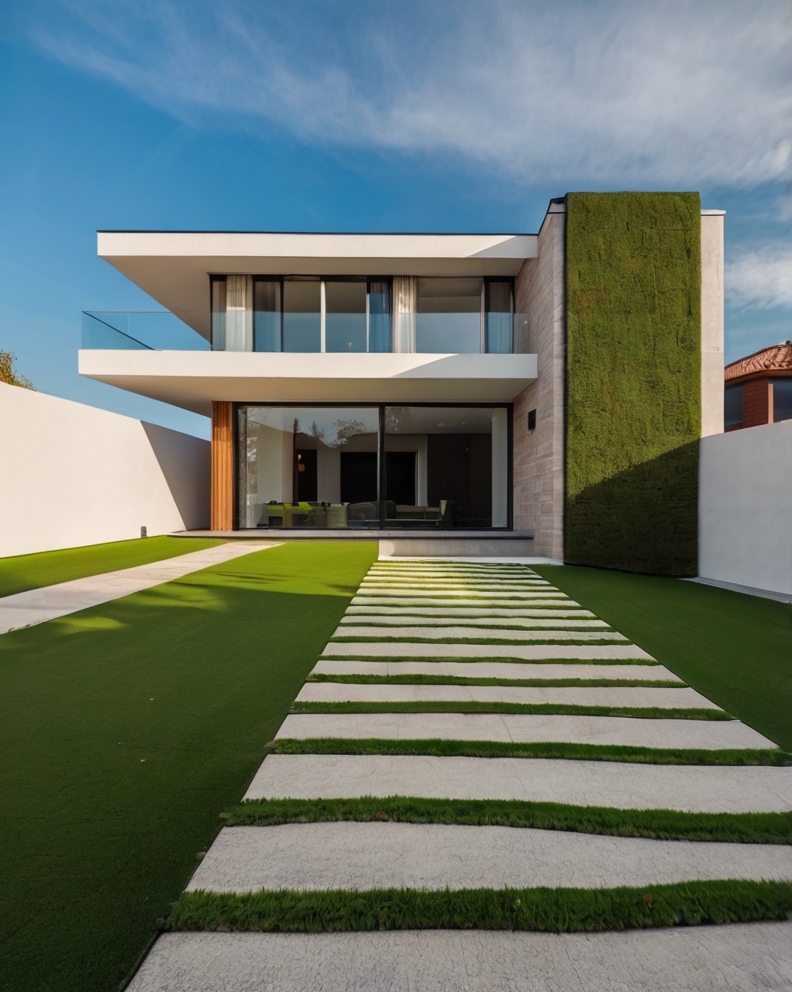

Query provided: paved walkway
[129,558,792,991]
[0,542,278,635]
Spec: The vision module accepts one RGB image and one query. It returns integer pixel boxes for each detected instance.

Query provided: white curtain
[225,275,252,351]
[391,276,416,353]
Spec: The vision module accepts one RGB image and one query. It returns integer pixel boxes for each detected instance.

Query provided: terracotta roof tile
[725,342,792,382]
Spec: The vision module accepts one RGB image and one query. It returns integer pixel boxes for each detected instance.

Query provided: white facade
[0,383,209,557]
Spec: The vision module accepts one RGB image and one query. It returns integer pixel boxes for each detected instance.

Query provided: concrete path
[352,596,575,606]
[332,625,628,641]
[312,659,684,680]
[345,606,592,623]
[278,711,773,748]
[128,557,792,992]
[322,642,656,660]
[189,821,792,892]
[245,753,792,812]
[339,614,608,626]
[126,924,792,992]
[0,542,278,635]
[295,682,721,709]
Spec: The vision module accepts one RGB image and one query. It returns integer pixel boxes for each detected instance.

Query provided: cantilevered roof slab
[78,351,537,417]
[97,232,538,340]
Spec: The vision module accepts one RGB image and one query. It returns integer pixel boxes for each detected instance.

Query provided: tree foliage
[0,350,34,389]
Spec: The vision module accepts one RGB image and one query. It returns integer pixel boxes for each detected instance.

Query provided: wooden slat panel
[211,401,234,531]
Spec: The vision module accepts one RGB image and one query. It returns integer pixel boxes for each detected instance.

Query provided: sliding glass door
[237,404,510,530]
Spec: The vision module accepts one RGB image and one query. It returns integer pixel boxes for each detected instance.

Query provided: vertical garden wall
[564,192,701,576]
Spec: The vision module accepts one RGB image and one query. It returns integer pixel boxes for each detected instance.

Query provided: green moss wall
[564,192,701,577]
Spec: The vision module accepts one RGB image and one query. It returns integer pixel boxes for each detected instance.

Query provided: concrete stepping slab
[126,923,792,992]
[339,616,607,628]
[362,576,554,584]
[245,753,792,813]
[352,597,575,608]
[322,643,655,661]
[0,542,279,636]
[356,591,563,600]
[311,660,682,681]
[186,822,792,893]
[360,581,553,589]
[276,712,775,749]
[345,606,596,618]
[332,626,628,642]
[295,683,721,710]
[368,566,538,573]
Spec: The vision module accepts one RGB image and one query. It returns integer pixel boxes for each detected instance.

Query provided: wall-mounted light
[528,409,537,432]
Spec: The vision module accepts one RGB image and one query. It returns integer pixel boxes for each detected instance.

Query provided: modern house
[724,341,792,432]
[80,192,725,574]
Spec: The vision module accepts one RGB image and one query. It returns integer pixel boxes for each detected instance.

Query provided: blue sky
[1,0,790,439]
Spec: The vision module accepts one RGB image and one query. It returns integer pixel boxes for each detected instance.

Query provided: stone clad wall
[512,203,566,560]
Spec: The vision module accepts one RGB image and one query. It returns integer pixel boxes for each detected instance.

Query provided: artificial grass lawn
[0,535,224,597]
[290,701,730,720]
[307,674,686,688]
[273,738,792,765]
[226,796,792,844]
[168,880,792,934]
[533,566,792,750]
[0,541,376,992]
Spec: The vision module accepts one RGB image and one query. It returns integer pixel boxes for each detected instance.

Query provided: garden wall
[0,382,209,557]
[699,420,792,597]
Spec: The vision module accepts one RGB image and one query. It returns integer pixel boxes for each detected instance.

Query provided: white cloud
[32,0,792,187]
[726,245,792,309]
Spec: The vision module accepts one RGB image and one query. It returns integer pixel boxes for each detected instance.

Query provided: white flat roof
[97,232,539,340]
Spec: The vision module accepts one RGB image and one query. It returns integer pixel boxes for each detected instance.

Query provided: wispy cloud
[727,245,792,309]
[32,0,792,187]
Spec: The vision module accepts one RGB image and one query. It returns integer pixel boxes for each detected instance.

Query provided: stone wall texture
[512,204,566,560]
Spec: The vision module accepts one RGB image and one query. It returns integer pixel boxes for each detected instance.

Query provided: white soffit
[78,351,538,416]
[96,232,538,339]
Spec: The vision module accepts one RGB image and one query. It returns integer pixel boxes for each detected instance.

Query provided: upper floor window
[211,275,515,354]
[724,384,743,428]
[771,378,792,423]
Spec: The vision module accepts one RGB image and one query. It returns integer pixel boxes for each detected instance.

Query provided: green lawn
[0,536,225,598]
[534,566,792,750]
[0,541,377,992]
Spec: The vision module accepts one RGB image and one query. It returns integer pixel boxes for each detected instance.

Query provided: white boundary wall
[0,383,209,557]
[699,421,792,596]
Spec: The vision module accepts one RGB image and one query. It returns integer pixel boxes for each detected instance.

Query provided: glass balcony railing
[82,310,531,354]
[81,312,210,351]
[395,312,530,355]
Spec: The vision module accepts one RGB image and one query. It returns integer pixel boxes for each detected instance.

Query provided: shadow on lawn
[0,541,376,992]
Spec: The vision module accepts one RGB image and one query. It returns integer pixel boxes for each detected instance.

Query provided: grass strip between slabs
[223,796,792,844]
[290,701,730,721]
[322,655,660,665]
[168,880,792,934]
[306,674,687,688]
[271,738,792,766]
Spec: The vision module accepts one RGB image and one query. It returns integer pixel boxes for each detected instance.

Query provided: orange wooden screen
[211,401,234,530]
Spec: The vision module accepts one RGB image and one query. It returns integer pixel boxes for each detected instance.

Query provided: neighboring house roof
[725,341,792,383]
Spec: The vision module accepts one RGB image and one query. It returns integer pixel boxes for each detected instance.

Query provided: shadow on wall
[142,423,210,530]
[565,442,699,578]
